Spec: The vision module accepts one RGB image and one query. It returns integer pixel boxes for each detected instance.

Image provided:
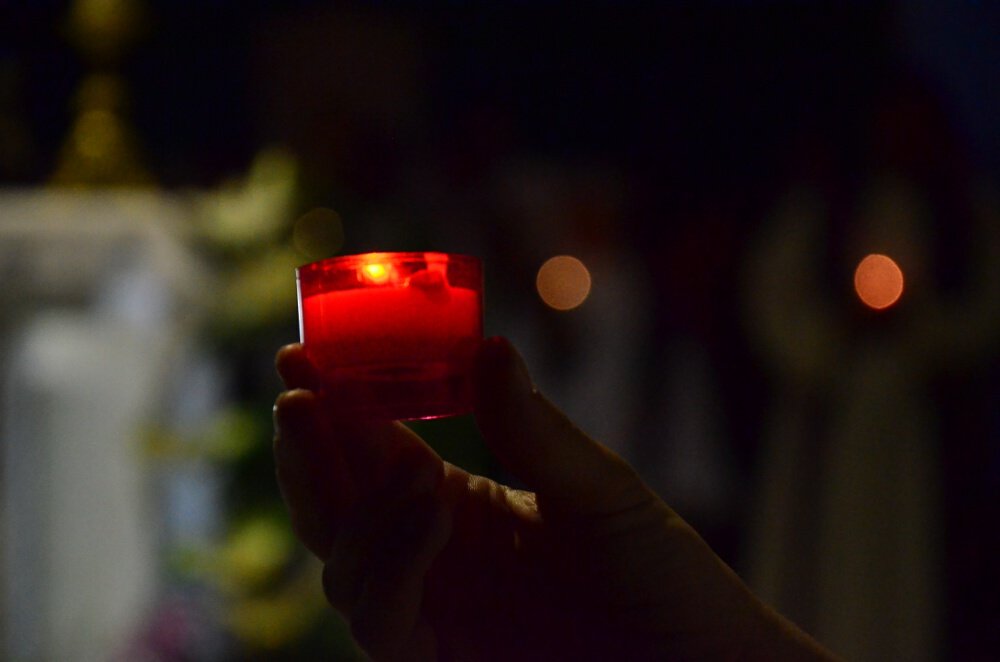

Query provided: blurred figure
[744,75,1000,661]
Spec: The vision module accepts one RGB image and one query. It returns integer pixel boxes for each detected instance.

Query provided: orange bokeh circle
[854,254,904,310]
[536,255,592,311]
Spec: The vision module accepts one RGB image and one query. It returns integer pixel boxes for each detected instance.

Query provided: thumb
[473,337,651,516]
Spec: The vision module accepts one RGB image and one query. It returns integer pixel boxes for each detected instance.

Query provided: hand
[274,338,835,661]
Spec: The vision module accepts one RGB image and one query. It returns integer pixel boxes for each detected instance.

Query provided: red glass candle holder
[296,252,484,420]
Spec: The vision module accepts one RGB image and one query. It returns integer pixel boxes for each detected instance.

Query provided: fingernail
[507,345,535,394]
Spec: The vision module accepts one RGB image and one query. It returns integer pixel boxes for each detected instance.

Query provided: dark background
[1,1,997,659]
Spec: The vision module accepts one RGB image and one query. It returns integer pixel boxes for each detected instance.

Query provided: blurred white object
[5,313,162,661]
[0,190,209,661]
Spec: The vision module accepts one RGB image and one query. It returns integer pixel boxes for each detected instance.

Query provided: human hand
[274,338,835,661]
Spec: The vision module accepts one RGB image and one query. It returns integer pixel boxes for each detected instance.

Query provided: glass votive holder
[296,252,484,420]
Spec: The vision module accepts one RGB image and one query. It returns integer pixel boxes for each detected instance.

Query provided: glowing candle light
[854,253,904,310]
[360,260,391,285]
[297,252,483,420]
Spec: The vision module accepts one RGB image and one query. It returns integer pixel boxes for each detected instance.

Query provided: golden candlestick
[50,0,151,187]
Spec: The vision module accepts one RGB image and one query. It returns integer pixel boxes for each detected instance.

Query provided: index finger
[274,388,350,558]
[276,343,321,391]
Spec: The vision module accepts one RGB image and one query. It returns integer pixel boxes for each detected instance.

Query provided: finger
[274,388,352,558]
[336,419,444,494]
[345,495,451,661]
[322,458,442,612]
[276,343,321,391]
[275,382,446,560]
[276,344,442,489]
[473,337,650,516]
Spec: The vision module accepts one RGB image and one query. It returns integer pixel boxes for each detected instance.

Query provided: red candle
[297,252,483,420]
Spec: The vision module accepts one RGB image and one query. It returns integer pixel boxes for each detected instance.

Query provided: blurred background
[1,1,997,660]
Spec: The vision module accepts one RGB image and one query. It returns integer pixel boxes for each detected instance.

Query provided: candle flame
[361,261,391,285]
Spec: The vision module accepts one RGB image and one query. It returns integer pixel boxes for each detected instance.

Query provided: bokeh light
[854,253,904,310]
[292,207,344,259]
[536,255,592,311]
